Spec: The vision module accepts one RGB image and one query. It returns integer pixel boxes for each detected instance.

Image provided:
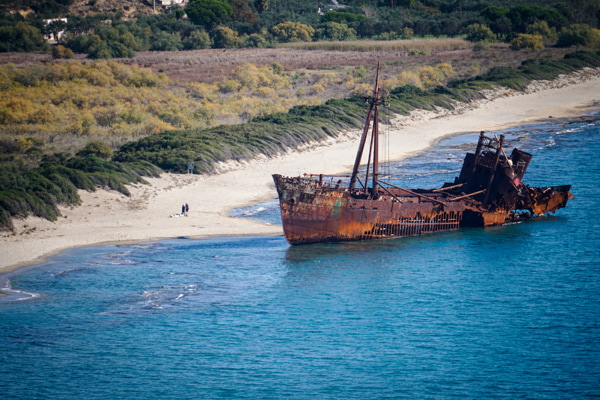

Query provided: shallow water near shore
[1,113,599,399]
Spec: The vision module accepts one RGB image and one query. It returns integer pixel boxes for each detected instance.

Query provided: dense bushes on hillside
[0,56,468,155]
[0,61,334,147]
[1,0,598,56]
[115,50,600,175]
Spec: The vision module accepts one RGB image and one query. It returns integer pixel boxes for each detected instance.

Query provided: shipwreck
[272,66,572,245]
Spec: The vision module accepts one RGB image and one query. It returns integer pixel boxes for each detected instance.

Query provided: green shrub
[150,31,183,51]
[465,23,495,42]
[270,21,315,43]
[211,27,239,48]
[183,30,211,50]
[0,22,48,52]
[0,153,162,231]
[526,21,557,41]
[52,45,74,59]
[77,140,114,160]
[510,34,544,51]
[473,42,491,51]
[556,24,600,47]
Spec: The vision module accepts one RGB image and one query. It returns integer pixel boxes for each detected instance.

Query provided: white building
[159,0,186,5]
[43,18,68,43]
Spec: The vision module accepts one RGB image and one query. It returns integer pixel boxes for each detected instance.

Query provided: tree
[64,33,103,54]
[439,17,461,37]
[465,24,495,42]
[183,30,212,50]
[355,18,378,38]
[231,0,257,24]
[150,31,183,51]
[0,23,48,52]
[322,11,367,24]
[211,27,239,48]
[490,17,512,38]
[481,6,512,38]
[556,24,600,47]
[270,21,315,43]
[88,41,134,59]
[256,0,269,13]
[481,6,508,22]
[30,0,73,18]
[558,0,600,26]
[63,24,149,58]
[527,21,558,41]
[43,19,67,42]
[185,0,233,30]
[316,22,356,41]
[507,5,566,33]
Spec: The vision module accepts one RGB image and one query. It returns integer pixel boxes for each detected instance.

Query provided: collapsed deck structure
[272,66,572,245]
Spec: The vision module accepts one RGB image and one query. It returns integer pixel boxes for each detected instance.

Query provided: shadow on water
[281,229,478,279]
[279,213,568,281]
[281,220,539,265]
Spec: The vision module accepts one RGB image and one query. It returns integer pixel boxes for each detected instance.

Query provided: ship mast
[349,63,384,196]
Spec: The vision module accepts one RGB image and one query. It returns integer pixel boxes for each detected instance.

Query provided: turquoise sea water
[1,112,599,399]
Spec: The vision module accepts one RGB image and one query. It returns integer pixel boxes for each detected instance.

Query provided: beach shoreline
[1,67,599,276]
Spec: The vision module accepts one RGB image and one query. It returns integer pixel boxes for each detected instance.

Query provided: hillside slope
[0,0,164,18]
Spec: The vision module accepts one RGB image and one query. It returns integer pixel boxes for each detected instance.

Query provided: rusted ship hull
[273,174,571,245]
[273,174,466,245]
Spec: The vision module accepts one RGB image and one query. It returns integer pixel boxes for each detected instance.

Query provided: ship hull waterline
[272,174,571,246]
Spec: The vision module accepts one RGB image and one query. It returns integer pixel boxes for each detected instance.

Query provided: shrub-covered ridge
[115,50,600,173]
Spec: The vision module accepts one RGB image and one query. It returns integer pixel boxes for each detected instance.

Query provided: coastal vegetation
[0,56,467,152]
[1,49,600,231]
[0,60,307,149]
[114,50,600,174]
[0,0,599,56]
[0,0,599,230]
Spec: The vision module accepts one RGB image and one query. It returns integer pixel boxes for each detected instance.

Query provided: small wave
[135,284,199,310]
[89,252,140,266]
[51,267,95,277]
[141,290,170,297]
[120,243,155,250]
[0,279,41,302]
[234,206,267,217]
[555,128,578,135]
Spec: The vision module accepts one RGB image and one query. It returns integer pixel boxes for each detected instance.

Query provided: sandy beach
[1,67,599,275]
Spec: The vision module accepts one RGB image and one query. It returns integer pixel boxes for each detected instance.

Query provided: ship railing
[303,173,352,189]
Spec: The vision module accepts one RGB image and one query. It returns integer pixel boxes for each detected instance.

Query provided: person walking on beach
[181,204,185,216]
[185,203,189,216]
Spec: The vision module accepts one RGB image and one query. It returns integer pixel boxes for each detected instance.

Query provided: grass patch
[278,38,472,53]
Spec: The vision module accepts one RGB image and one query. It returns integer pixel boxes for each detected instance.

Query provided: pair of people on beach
[181,203,189,216]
